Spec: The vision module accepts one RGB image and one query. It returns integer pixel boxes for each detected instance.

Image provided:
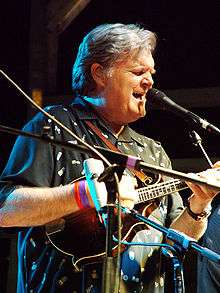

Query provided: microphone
[146,88,220,136]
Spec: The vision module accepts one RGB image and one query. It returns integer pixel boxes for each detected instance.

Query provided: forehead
[115,49,155,69]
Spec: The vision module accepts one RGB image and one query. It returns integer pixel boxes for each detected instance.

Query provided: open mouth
[133,92,144,100]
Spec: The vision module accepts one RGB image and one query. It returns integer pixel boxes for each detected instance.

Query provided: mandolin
[46,178,188,270]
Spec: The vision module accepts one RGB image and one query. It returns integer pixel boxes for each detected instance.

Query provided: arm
[171,162,220,240]
[0,175,137,227]
[0,183,90,227]
[0,109,81,227]
[170,207,208,240]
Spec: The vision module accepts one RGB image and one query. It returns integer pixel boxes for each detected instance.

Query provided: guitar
[46,178,188,270]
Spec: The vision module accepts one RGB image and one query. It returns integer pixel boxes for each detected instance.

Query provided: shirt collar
[72,97,115,133]
[71,96,98,120]
[118,126,145,147]
[71,96,145,146]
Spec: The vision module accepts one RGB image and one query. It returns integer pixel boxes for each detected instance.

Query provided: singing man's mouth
[133,92,145,100]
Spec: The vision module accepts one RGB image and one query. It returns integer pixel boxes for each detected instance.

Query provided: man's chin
[138,108,146,118]
[128,112,146,124]
[137,103,146,117]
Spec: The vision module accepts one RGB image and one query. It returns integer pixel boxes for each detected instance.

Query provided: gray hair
[72,23,157,96]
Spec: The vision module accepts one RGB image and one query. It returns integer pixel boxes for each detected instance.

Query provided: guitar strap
[85,120,152,185]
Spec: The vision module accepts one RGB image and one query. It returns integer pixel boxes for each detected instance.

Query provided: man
[0,23,219,292]
[197,160,220,293]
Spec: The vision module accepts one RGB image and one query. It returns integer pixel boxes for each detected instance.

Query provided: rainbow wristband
[78,180,90,208]
[74,180,91,209]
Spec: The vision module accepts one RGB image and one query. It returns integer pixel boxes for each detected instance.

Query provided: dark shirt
[0,97,184,292]
[197,203,220,293]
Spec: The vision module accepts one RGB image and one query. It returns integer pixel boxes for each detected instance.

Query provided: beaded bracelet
[74,180,91,209]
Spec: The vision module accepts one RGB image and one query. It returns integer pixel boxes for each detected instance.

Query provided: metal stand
[120,207,220,293]
[1,124,220,293]
[189,130,213,167]
[101,176,118,293]
[99,166,124,293]
[162,247,185,293]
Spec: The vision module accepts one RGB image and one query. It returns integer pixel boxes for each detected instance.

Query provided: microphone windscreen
[146,88,167,110]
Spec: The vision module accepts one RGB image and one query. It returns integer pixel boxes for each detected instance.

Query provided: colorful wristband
[74,180,91,209]
[78,180,90,208]
[74,181,84,209]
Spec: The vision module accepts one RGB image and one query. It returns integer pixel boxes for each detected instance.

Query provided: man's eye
[133,71,143,76]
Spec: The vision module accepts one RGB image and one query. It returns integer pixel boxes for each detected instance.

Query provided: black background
[0,1,220,292]
[1,0,220,171]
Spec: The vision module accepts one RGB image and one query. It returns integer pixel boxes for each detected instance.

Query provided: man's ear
[91,63,106,88]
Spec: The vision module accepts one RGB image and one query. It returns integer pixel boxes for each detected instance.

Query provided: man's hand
[118,175,138,210]
[186,161,220,213]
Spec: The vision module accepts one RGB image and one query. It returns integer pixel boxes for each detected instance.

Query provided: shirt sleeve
[0,112,55,206]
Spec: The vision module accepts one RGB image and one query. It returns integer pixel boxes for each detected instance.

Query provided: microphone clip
[98,164,125,184]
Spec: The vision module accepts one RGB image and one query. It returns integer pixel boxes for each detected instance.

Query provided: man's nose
[141,74,154,89]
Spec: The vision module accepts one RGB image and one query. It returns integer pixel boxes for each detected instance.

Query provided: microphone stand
[161,247,185,293]
[1,124,220,293]
[119,207,220,293]
[99,165,186,293]
[189,130,213,167]
[99,168,124,293]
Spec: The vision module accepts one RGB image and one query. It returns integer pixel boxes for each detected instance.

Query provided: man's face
[98,49,155,127]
